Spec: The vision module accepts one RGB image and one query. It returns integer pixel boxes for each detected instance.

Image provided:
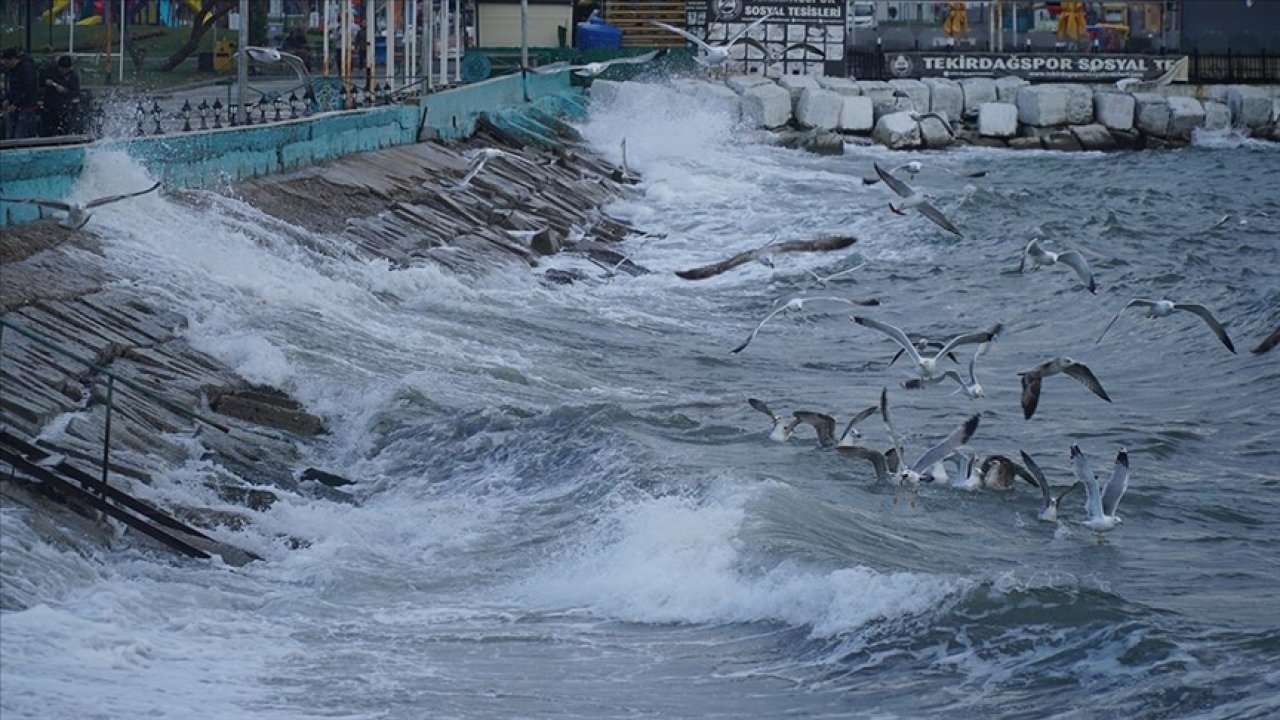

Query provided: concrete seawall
[0,73,573,227]
[594,75,1280,152]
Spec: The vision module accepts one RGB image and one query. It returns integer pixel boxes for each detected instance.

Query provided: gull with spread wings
[731,295,880,354]
[1019,451,1082,523]
[1072,444,1130,533]
[874,162,963,236]
[836,388,980,485]
[527,48,668,78]
[244,46,311,84]
[1096,298,1236,353]
[1019,238,1097,293]
[0,182,161,230]
[853,316,1001,380]
[862,160,987,186]
[675,235,858,280]
[648,13,775,68]
[1018,356,1112,420]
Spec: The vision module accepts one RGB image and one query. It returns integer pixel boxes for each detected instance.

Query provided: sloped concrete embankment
[0,111,638,565]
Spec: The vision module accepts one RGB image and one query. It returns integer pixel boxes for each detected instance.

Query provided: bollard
[198,99,209,131]
[257,99,269,124]
[181,100,192,132]
[134,101,146,136]
[288,92,299,119]
[151,101,164,135]
[212,98,224,129]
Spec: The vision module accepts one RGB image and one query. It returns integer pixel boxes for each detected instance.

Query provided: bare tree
[157,0,239,72]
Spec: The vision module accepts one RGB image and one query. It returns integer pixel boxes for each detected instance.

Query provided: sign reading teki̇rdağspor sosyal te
[688,0,845,76]
[886,52,1189,82]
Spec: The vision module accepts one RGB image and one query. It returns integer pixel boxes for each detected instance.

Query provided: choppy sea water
[3,81,1279,719]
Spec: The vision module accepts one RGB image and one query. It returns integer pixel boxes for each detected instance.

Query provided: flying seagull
[455,148,544,188]
[806,262,866,288]
[748,398,801,442]
[731,295,880,354]
[243,46,311,84]
[1019,238,1097,294]
[648,14,776,68]
[903,339,992,399]
[1018,356,1112,420]
[1115,56,1186,93]
[675,235,858,280]
[1071,444,1130,533]
[0,182,161,230]
[527,48,668,78]
[1254,325,1280,354]
[874,162,963,236]
[1096,298,1236,353]
[862,161,986,186]
[837,388,980,485]
[1019,451,1082,523]
[853,316,1000,380]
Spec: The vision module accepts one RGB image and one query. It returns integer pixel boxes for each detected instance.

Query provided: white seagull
[854,316,1000,380]
[1096,298,1236,353]
[732,295,880,354]
[1019,451,1083,523]
[455,148,543,188]
[1071,444,1130,533]
[0,182,161,230]
[862,161,986,186]
[837,388,980,485]
[244,45,311,84]
[903,340,992,399]
[527,48,667,78]
[647,13,775,68]
[807,262,866,288]
[1019,238,1097,294]
[874,162,963,236]
[1115,56,1185,93]
[748,398,801,442]
[1018,356,1112,420]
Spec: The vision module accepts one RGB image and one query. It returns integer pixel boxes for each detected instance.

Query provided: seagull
[1071,444,1130,533]
[526,47,668,78]
[456,148,543,188]
[944,450,982,490]
[888,337,961,368]
[748,398,801,442]
[862,161,986,185]
[648,13,776,68]
[791,411,838,447]
[1019,451,1082,523]
[0,182,161,230]
[1018,357,1112,420]
[675,235,858,280]
[1211,210,1268,228]
[731,295,880,354]
[874,162,963,236]
[1096,298,1236,353]
[854,316,1001,380]
[1019,238,1097,294]
[806,262,866,288]
[903,340,992,399]
[243,46,311,84]
[756,41,827,67]
[612,137,638,184]
[976,454,1033,491]
[1115,56,1186,92]
[835,404,880,448]
[838,388,980,485]
[1255,325,1280,354]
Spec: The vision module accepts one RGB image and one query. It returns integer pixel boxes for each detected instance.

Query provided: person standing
[42,55,81,136]
[2,47,41,139]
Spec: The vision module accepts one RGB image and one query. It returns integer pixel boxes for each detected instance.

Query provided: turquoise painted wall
[1,73,575,228]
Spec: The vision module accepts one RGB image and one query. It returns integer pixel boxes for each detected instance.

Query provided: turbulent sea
[3,82,1280,719]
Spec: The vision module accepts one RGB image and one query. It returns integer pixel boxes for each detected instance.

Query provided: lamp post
[237,0,248,124]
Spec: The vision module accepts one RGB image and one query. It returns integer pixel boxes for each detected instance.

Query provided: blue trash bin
[576,17,622,50]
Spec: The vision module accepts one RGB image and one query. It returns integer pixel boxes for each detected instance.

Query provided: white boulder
[779,74,821,103]
[923,78,963,124]
[838,96,874,133]
[1062,84,1094,125]
[725,74,774,95]
[1133,93,1170,137]
[1093,91,1135,131]
[872,112,922,149]
[673,79,742,121]
[1165,96,1206,140]
[1226,85,1272,128]
[1202,101,1231,131]
[959,77,998,116]
[978,102,1018,138]
[888,79,930,112]
[1070,123,1118,151]
[817,76,862,97]
[919,116,954,148]
[741,82,793,129]
[996,76,1030,102]
[1016,85,1069,127]
[796,87,843,130]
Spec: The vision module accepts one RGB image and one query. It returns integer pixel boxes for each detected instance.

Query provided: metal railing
[1187,48,1280,84]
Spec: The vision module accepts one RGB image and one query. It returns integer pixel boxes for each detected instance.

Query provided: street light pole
[237,0,248,124]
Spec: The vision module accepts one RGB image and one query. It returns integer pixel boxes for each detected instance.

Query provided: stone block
[1016,85,1069,127]
[1204,86,1231,104]
[674,79,742,121]
[796,87,843,130]
[978,102,1018,137]
[1044,129,1083,151]
[996,76,1030,102]
[818,76,862,96]
[1008,135,1044,150]
[1093,91,1135,131]
[1109,128,1141,150]
[859,81,903,120]
[1070,123,1118,151]
[1227,85,1272,128]
[888,79,930,113]
[741,82,793,129]
[779,74,821,103]
[1166,95,1206,140]
[1203,100,1231,131]
[726,74,775,94]
[1274,98,1280,123]
[919,116,954,148]
[1134,92,1170,137]
[923,77,963,124]
[872,112,922,149]
[959,77,998,116]
[838,95,874,133]
[1062,84,1094,125]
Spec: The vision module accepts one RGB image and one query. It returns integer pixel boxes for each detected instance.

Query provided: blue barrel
[576,18,623,50]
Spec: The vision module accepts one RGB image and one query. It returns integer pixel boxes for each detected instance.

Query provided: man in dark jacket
[41,55,81,136]
[2,47,41,139]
